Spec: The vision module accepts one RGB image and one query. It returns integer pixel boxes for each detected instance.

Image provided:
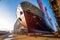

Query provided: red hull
[24,10,53,33]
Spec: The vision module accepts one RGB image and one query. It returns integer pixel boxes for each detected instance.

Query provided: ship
[15,0,59,36]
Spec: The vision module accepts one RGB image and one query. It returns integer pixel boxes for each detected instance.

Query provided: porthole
[20,11,23,15]
[27,9,30,12]
[19,18,22,21]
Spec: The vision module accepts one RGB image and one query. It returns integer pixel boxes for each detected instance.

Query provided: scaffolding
[48,0,60,28]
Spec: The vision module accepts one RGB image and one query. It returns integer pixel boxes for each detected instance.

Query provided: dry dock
[0,33,59,40]
[11,34,60,40]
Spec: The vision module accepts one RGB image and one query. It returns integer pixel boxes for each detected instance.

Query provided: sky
[0,0,58,32]
[0,0,20,31]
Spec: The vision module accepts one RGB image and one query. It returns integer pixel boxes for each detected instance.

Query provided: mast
[37,0,43,12]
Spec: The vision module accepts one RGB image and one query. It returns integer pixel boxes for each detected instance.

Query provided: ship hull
[23,10,53,33]
[16,1,58,33]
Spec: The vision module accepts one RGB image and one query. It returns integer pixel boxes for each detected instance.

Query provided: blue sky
[0,0,20,31]
[0,0,58,32]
